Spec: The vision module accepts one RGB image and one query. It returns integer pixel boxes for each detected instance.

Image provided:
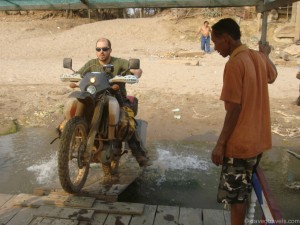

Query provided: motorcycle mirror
[63,58,73,70]
[129,59,140,70]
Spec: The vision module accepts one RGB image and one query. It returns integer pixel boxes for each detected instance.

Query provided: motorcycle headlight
[87,85,96,94]
[90,77,96,83]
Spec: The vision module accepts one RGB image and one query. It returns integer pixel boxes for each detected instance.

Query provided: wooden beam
[295,1,300,41]
[256,0,300,13]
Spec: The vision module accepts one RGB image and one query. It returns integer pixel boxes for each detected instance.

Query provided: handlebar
[60,73,81,82]
[109,75,139,84]
[60,73,139,84]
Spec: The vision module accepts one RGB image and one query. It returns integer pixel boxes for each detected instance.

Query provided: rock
[283,44,300,56]
[0,119,19,135]
[280,51,290,61]
[184,60,199,66]
[274,25,295,38]
[268,9,278,22]
[285,182,300,190]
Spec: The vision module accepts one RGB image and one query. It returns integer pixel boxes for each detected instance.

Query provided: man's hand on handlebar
[130,68,143,78]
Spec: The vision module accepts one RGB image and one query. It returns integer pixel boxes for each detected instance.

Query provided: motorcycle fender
[69,91,93,101]
[86,100,105,157]
[69,91,95,107]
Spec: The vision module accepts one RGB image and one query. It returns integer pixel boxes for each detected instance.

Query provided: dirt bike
[57,58,147,193]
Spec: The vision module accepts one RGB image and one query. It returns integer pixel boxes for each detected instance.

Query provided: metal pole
[260,11,268,44]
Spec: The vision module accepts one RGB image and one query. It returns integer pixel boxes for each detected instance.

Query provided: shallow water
[0,128,299,220]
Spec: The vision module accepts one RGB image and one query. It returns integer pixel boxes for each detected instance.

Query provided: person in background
[210,18,277,225]
[195,20,212,53]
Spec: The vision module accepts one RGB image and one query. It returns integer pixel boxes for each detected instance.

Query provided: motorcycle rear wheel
[58,117,89,193]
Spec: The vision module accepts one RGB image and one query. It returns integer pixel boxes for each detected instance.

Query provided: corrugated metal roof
[0,0,297,12]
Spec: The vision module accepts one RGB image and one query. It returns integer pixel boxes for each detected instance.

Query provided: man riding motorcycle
[60,37,150,167]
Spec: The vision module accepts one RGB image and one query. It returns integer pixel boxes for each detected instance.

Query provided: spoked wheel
[58,117,89,193]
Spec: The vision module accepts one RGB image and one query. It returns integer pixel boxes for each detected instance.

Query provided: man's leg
[231,203,247,225]
[217,156,260,225]
[127,131,151,167]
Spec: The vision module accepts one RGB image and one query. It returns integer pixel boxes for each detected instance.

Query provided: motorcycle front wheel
[58,116,89,193]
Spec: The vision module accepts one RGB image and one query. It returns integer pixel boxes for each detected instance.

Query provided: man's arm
[258,41,277,83]
[195,26,202,37]
[76,60,96,78]
[211,102,241,166]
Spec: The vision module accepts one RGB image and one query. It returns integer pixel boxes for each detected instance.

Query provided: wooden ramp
[0,193,231,225]
[34,155,144,202]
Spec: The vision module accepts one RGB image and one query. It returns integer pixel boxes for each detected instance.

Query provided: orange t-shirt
[220,45,277,158]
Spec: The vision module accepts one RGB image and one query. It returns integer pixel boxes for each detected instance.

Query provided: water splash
[27,152,58,185]
[145,148,210,186]
[152,148,209,171]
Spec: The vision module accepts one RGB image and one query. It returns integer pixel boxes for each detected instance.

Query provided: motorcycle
[57,58,147,193]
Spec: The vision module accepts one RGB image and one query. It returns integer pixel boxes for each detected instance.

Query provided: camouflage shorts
[217,154,261,205]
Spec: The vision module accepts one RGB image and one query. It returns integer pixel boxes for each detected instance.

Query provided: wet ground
[0,127,299,220]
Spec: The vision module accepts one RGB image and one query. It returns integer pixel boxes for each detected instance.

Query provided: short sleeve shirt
[220,45,277,158]
[77,57,130,97]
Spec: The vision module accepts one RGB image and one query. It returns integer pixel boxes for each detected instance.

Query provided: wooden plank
[80,162,143,200]
[0,207,22,225]
[41,194,96,208]
[29,216,78,225]
[0,194,14,207]
[203,209,226,225]
[153,205,180,225]
[90,212,109,225]
[6,207,38,225]
[103,214,131,225]
[34,205,94,221]
[12,193,44,208]
[92,201,144,215]
[0,194,23,224]
[130,204,157,225]
[178,207,202,225]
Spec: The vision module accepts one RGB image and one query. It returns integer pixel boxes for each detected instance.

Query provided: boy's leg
[206,36,211,52]
[201,36,205,51]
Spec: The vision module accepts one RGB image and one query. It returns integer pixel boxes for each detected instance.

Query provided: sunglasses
[96,47,110,52]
